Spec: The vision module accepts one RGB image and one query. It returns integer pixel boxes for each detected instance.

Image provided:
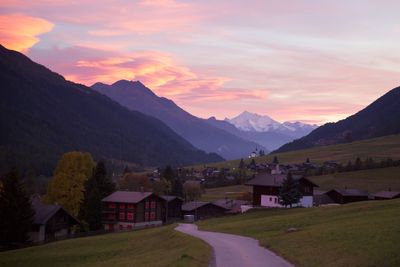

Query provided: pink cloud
[0,14,53,52]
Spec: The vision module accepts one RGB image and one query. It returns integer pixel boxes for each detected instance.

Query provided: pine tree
[238,159,245,169]
[278,172,301,208]
[171,178,183,197]
[162,166,175,182]
[0,168,35,248]
[273,156,279,164]
[82,176,102,231]
[94,160,115,198]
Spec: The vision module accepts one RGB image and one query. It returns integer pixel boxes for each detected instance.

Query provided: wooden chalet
[325,189,369,204]
[160,195,183,222]
[29,196,80,243]
[245,172,318,207]
[212,199,250,213]
[373,191,400,200]
[181,201,228,220]
[101,191,164,231]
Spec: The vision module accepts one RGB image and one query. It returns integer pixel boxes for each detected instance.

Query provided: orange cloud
[0,14,53,52]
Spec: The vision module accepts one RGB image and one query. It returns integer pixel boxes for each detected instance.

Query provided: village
[27,155,400,244]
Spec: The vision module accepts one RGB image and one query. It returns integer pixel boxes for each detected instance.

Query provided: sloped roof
[160,195,183,202]
[31,195,79,225]
[182,201,210,211]
[373,191,400,199]
[212,199,249,210]
[328,189,369,197]
[102,191,153,203]
[245,173,318,187]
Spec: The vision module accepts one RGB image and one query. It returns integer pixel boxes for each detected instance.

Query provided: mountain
[92,81,264,160]
[206,117,292,151]
[274,86,400,153]
[225,111,317,138]
[0,45,222,175]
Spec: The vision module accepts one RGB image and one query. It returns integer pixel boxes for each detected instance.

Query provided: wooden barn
[326,189,369,204]
[29,196,80,243]
[245,173,318,207]
[101,191,164,231]
[373,191,400,200]
[181,201,228,220]
[161,195,183,222]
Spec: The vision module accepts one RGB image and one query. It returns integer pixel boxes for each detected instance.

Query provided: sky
[1,0,400,124]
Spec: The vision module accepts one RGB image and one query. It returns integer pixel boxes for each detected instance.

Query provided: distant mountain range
[274,86,400,153]
[0,45,222,175]
[92,81,264,160]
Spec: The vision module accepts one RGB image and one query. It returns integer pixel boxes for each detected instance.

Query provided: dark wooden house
[325,189,369,204]
[245,173,318,207]
[181,201,228,220]
[101,191,164,231]
[161,195,183,222]
[373,191,400,200]
[29,196,80,243]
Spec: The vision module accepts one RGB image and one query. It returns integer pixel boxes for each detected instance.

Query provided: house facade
[326,189,369,204]
[245,173,318,208]
[181,201,228,220]
[161,195,183,222]
[102,191,164,231]
[30,196,80,243]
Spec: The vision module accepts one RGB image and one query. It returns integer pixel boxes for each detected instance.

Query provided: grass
[200,184,251,201]
[0,225,211,267]
[195,134,400,170]
[198,199,400,267]
[309,166,400,192]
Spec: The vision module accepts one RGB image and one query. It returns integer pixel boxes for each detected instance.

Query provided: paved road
[175,224,294,267]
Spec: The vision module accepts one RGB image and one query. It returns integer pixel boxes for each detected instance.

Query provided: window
[127,204,134,209]
[269,197,272,201]
[145,212,149,221]
[108,203,116,209]
[151,201,156,209]
[150,211,156,220]
[119,212,125,220]
[127,212,134,221]
[119,203,125,209]
[274,198,277,203]
[107,213,116,220]
[119,224,124,230]
[145,201,149,209]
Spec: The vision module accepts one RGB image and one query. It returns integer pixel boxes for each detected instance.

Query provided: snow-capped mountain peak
[225,111,318,137]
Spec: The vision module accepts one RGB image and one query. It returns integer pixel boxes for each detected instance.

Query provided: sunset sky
[1,0,400,124]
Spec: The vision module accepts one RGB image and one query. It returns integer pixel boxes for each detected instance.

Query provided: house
[313,190,335,206]
[181,201,228,220]
[245,172,318,207]
[373,191,400,200]
[101,191,164,231]
[160,195,183,222]
[325,189,369,204]
[29,196,80,243]
[212,199,250,213]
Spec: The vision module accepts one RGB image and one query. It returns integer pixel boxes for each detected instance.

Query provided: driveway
[175,224,294,267]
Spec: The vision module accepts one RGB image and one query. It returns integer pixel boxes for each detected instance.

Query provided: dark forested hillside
[0,45,222,175]
[274,86,400,153]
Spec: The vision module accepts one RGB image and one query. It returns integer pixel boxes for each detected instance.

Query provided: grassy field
[0,225,211,267]
[196,134,400,170]
[309,166,400,192]
[198,199,400,267]
[200,184,251,201]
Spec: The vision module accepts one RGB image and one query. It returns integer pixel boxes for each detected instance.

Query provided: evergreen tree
[278,172,301,208]
[162,166,175,182]
[0,168,35,248]
[94,160,115,198]
[238,159,245,169]
[82,176,102,231]
[171,178,183,197]
[273,156,279,164]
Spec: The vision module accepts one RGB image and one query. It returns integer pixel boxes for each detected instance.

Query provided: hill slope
[275,86,400,153]
[0,45,222,174]
[92,80,264,160]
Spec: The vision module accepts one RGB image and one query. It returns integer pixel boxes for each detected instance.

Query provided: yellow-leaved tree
[45,151,95,217]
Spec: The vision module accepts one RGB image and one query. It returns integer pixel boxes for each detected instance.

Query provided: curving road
[175,224,294,267]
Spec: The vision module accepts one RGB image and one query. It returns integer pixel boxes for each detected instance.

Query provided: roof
[212,199,249,210]
[102,191,153,203]
[373,191,400,199]
[245,173,318,187]
[327,189,369,197]
[182,201,210,211]
[31,195,79,225]
[314,190,328,195]
[160,195,183,202]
